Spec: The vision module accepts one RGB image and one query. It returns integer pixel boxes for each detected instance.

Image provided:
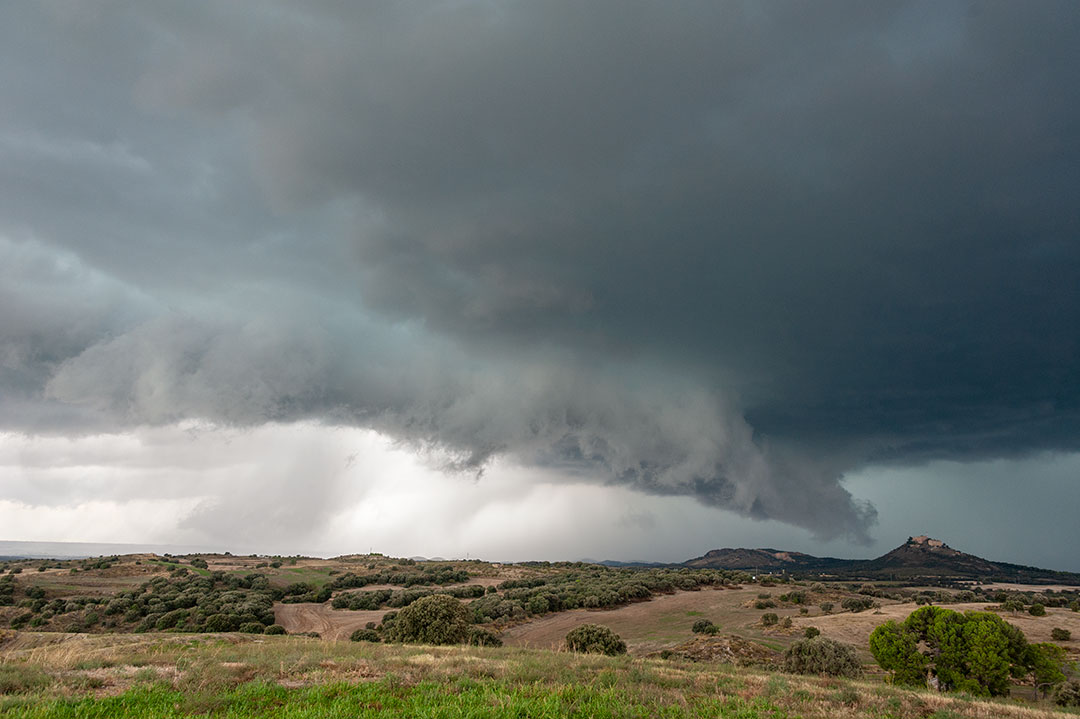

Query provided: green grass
[0,634,1072,719]
[1,679,796,718]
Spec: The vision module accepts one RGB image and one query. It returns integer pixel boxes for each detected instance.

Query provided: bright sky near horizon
[2,3,1079,569]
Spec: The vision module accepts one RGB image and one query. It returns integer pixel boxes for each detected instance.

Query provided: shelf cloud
[2,2,1079,549]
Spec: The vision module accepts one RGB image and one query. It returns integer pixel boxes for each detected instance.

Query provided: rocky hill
[682,536,1080,584]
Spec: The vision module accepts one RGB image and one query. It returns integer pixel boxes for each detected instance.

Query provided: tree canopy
[869,605,1065,697]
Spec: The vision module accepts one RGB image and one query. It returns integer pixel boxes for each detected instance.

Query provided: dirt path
[274,603,385,641]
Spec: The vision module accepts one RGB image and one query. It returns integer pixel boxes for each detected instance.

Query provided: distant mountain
[682,535,1080,584]
[858,535,999,575]
[682,547,848,572]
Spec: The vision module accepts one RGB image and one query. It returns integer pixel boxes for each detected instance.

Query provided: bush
[783,637,862,677]
[761,613,778,626]
[819,602,833,614]
[467,627,502,647]
[238,622,265,634]
[350,628,381,642]
[841,597,874,613]
[565,624,626,655]
[1051,627,1071,641]
[1057,680,1080,707]
[1029,603,1046,616]
[781,616,793,629]
[382,594,469,645]
[203,613,238,632]
[691,619,719,635]
[804,626,820,639]
[264,624,286,635]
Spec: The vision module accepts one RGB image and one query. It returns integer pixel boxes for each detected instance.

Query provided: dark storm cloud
[2,1,1079,542]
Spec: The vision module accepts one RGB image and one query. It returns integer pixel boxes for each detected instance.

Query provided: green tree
[1027,642,1066,700]
[382,594,468,645]
[868,606,1037,697]
[869,619,928,688]
[565,624,626,655]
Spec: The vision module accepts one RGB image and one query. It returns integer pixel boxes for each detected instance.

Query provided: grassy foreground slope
[0,632,1075,718]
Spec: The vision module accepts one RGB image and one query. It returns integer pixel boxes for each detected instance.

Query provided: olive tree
[382,594,469,645]
[565,624,626,656]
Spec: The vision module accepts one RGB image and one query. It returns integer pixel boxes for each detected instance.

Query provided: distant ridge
[680,535,1080,585]
[0,539,217,560]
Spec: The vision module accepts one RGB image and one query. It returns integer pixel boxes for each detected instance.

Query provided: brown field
[794,602,1080,656]
[501,585,848,654]
[274,602,386,640]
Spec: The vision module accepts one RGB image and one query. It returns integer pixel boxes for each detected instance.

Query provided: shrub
[691,619,719,635]
[1029,603,1046,616]
[565,624,626,656]
[783,637,862,677]
[467,627,502,647]
[203,613,238,632]
[350,628,381,642]
[804,626,820,639]
[819,602,833,614]
[1051,627,1071,641]
[238,622,265,634]
[9,613,33,630]
[999,598,1025,612]
[781,616,793,629]
[382,594,469,645]
[264,624,286,635]
[754,600,776,609]
[841,597,874,613]
[761,613,778,626]
[1057,680,1080,707]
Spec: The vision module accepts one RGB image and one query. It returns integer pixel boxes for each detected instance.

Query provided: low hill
[682,547,849,572]
[683,535,1080,584]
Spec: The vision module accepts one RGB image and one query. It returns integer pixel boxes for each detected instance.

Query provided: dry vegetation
[2,552,1079,715]
[1,631,1076,718]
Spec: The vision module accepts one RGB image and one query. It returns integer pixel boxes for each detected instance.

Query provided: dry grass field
[1,631,1077,718]
[2,552,1079,714]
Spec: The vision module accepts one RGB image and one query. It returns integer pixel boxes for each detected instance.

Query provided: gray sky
[2,2,1079,569]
